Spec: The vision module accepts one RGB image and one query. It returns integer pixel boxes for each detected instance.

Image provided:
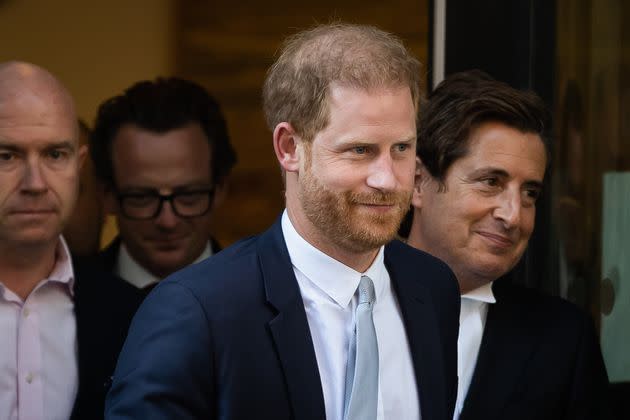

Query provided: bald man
[0,62,142,420]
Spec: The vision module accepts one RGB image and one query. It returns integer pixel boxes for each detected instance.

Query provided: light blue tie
[343,275,379,420]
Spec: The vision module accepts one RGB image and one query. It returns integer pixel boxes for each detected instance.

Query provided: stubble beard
[298,164,411,253]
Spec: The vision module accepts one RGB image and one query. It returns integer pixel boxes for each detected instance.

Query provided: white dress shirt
[282,211,420,420]
[116,242,212,289]
[0,237,78,420]
[453,282,496,420]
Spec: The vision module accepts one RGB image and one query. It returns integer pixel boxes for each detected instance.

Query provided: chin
[475,262,513,282]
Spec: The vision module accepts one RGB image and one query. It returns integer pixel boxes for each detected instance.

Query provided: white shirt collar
[281,210,386,308]
[0,236,75,302]
[462,281,496,304]
[49,236,75,296]
[116,241,213,289]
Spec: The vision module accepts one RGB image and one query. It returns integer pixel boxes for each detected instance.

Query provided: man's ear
[211,178,229,211]
[78,144,88,170]
[412,157,429,209]
[273,122,301,173]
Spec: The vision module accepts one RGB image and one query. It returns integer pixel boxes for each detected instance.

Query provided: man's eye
[353,146,367,154]
[124,195,156,207]
[525,188,541,201]
[0,152,14,161]
[48,149,67,160]
[395,144,409,152]
[481,177,499,187]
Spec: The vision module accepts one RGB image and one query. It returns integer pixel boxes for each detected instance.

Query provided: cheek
[396,159,418,185]
[50,167,80,193]
[0,179,14,204]
[314,167,355,192]
[521,209,537,237]
[447,195,489,225]
[190,214,213,232]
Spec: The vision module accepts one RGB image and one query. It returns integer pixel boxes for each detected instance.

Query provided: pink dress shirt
[0,237,78,420]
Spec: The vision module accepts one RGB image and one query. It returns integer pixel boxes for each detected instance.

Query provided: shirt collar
[0,236,75,301]
[47,236,75,296]
[281,210,386,309]
[117,241,213,289]
[462,281,496,304]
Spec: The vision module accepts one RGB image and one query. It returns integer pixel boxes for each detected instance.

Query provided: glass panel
[556,0,630,383]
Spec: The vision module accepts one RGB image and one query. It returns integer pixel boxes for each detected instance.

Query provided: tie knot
[358,275,375,305]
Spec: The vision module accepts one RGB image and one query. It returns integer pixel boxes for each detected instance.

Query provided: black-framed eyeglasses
[116,188,215,220]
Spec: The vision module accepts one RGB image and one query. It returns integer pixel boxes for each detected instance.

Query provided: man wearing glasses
[90,77,237,292]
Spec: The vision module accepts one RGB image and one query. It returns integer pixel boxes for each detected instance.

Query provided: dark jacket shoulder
[71,257,144,420]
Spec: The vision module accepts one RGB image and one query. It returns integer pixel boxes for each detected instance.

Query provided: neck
[408,222,495,295]
[286,205,379,273]
[0,242,57,300]
[458,279,482,294]
[405,220,423,250]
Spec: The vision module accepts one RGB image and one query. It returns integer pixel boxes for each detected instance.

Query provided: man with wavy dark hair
[90,77,236,291]
[407,70,610,420]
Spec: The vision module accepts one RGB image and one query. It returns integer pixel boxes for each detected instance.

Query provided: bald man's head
[0,61,85,252]
[0,61,77,129]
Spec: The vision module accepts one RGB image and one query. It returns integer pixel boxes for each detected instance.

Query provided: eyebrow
[471,167,544,189]
[340,135,417,146]
[45,140,75,150]
[0,140,76,151]
[117,184,213,194]
[0,143,21,152]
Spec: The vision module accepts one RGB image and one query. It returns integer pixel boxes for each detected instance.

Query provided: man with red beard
[406,70,610,420]
[106,23,460,420]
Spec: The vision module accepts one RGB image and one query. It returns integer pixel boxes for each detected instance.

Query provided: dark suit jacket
[97,236,222,298]
[105,217,461,420]
[460,280,611,420]
[70,258,144,420]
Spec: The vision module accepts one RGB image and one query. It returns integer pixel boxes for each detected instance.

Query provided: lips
[146,236,187,249]
[476,231,515,248]
[8,209,57,218]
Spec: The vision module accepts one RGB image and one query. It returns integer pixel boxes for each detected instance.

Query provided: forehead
[316,84,416,143]
[0,89,77,146]
[453,121,547,179]
[111,123,212,187]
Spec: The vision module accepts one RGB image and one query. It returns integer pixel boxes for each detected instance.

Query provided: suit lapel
[385,241,446,420]
[461,281,540,419]
[258,219,325,420]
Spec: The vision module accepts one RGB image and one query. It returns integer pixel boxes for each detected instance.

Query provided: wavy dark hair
[91,77,237,186]
[418,70,550,186]
[400,70,550,237]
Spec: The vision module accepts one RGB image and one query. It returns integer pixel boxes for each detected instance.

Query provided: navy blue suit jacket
[105,218,460,419]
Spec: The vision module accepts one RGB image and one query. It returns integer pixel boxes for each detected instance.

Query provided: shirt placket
[17,298,43,420]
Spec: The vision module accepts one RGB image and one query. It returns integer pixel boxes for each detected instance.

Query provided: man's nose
[154,200,180,229]
[366,154,397,191]
[493,188,522,228]
[21,158,48,194]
